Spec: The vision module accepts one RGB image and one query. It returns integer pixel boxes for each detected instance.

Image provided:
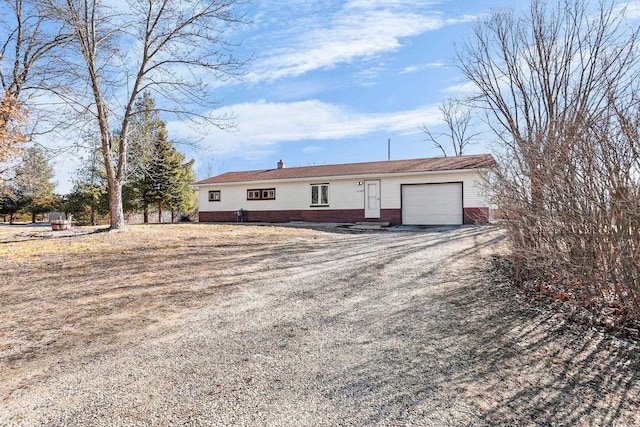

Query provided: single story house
[193,154,496,225]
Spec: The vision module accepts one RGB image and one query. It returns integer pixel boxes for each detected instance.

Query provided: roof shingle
[194,154,496,185]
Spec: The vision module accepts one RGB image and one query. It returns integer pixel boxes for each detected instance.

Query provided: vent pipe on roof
[388,138,391,161]
[277,159,285,169]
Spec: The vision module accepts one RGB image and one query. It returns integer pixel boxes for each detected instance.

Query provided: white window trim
[247,188,276,200]
[310,183,329,207]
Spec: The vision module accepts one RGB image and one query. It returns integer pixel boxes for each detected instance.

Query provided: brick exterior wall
[199,211,240,222]
[200,209,402,224]
[463,207,489,224]
[199,208,490,225]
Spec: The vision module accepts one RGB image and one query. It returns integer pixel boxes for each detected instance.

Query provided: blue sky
[54,0,638,191]
[160,0,523,184]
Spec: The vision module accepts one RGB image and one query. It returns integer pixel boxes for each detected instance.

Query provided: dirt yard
[0,223,638,426]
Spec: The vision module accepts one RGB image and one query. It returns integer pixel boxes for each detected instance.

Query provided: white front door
[364,180,381,218]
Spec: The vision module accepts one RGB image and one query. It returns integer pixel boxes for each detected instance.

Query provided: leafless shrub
[460,0,640,326]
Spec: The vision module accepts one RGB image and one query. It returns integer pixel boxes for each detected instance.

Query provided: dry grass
[1,224,639,425]
[0,223,341,396]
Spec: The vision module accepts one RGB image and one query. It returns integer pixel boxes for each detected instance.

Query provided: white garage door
[401,183,463,225]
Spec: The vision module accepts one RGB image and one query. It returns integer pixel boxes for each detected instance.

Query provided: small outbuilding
[193,154,496,226]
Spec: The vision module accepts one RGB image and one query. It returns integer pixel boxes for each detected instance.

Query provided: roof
[194,154,496,185]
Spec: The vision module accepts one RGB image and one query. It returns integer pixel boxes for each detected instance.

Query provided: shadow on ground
[311,233,639,425]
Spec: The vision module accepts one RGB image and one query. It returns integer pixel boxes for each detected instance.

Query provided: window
[263,189,275,199]
[208,190,221,202]
[247,188,275,200]
[311,183,329,206]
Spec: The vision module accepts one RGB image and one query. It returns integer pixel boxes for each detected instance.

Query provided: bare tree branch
[35,0,247,230]
[420,99,480,156]
[459,0,640,322]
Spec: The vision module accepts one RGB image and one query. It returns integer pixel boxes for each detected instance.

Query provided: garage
[196,154,494,225]
[401,183,463,225]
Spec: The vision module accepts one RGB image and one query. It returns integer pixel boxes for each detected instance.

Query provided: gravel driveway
[2,225,639,426]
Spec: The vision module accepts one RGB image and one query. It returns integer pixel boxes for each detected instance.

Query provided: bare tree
[459,0,640,322]
[0,0,69,124]
[420,99,479,156]
[0,1,68,94]
[40,0,246,230]
[459,0,640,211]
[0,1,72,184]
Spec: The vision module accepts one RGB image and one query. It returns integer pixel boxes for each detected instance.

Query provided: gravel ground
[1,224,639,426]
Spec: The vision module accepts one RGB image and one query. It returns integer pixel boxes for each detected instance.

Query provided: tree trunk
[171,210,175,222]
[31,211,36,223]
[109,180,126,230]
[143,205,148,224]
[158,202,162,223]
[90,205,96,226]
[9,213,14,224]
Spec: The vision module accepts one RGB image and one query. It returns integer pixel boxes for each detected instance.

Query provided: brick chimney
[277,159,285,169]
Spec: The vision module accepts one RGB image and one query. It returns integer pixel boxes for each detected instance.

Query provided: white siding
[198,179,365,212]
[197,169,489,212]
[378,170,487,209]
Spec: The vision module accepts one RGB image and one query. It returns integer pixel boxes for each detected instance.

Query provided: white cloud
[351,64,389,87]
[246,2,467,83]
[166,99,441,160]
[442,80,479,96]
[400,62,446,74]
[444,14,484,25]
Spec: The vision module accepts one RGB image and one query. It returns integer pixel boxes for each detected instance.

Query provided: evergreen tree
[14,146,56,222]
[0,184,29,223]
[125,91,164,222]
[146,136,196,222]
[127,91,160,178]
[126,91,195,223]
[169,158,197,221]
